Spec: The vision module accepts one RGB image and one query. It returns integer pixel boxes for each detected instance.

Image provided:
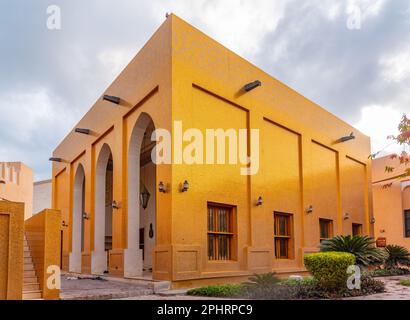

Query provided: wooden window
[207,204,235,261]
[319,219,333,242]
[405,210,410,238]
[352,223,363,236]
[274,212,293,259]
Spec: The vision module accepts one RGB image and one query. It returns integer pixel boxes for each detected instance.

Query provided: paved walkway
[60,275,154,300]
[347,276,410,300]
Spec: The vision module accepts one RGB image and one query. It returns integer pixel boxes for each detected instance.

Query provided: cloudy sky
[1,0,409,180]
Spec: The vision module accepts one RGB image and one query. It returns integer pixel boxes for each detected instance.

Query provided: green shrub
[320,235,386,267]
[384,245,410,269]
[399,279,410,286]
[187,284,244,297]
[304,252,355,291]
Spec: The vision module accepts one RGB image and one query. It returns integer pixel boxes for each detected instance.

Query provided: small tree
[384,245,410,269]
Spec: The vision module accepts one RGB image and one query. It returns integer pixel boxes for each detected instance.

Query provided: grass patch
[399,279,410,286]
[187,284,245,298]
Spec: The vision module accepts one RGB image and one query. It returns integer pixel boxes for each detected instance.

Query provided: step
[24,270,36,277]
[23,283,40,291]
[24,257,33,264]
[22,290,42,300]
[24,251,32,258]
[24,276,39,283]
[23,264,35,271]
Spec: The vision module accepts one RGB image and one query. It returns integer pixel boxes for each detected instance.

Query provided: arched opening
[92,144,113,275]
[69,164,85,273]
[125,113,156,278]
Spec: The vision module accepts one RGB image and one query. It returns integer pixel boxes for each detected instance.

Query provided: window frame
[319,218,333,243]
[352,223,363,236]
[405,210,410,238]
[273,212,294,260]
[207,202,237,261]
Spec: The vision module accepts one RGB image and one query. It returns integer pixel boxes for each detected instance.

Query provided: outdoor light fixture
[140,185,151,210]
[82,212,90,220]
[339,132,355,143]
[62,220,69,228]
[49,157,63,162]
[306,205,314,214]
[370,217,376,224]
[103,94,121,105]
[149,223,154,239]
[256,196,263,206]
[344,213,350,220]
[243,80,262,92]
[75,128,91,135]
[111,200,120,210]
[158,181,167,193]
[180,180,189,193]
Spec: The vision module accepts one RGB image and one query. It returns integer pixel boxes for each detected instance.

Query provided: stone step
[23,264,35,271]
[24,257,33,264]
[23,283,40,291]
[22,290,42,300]
[24,270,36,277]
[24,251,32,258]
[24,276,38,283]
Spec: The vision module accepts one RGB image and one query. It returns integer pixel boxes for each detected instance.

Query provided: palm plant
[244,272,281,289]
[320,235,386,267]
[384,245,410,269]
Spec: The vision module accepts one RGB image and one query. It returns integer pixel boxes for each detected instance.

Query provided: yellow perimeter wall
[25,209,61,300]
[52,15,373,286]
[0,200,24,300]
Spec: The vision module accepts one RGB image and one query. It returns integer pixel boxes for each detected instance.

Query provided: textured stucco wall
[0,200,24,300]
[33,180,52,215]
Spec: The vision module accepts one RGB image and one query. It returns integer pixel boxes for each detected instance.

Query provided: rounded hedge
[304,252,356,291]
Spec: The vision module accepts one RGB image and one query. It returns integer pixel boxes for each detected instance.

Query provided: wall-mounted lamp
[62,220,69,228]
[140,185,150,210]
[344,213,350,220]
[82,212,90,220]
[149,223,154,239]
[75,128,91,135]
[380,229,386,233]
[158,181,167,193]
[49,157,63,163]
[370,217,376,224]
[111,200,120,210]
[180,180,189,193]
[306,205,314,214]
[103,95,121,105]
[243,80,262,92]
[338,132,355,143]
[256,196,263,206]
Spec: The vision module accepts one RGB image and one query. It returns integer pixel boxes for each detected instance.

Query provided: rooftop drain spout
[103,95,121,105]
[49,157,63,163]
[243,80,262,92]
[75,128,91,135]
[338,132,356,143]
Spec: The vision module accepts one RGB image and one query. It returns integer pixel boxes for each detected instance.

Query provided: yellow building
[372,155,410,250]
[0,162,33,220]
[52,15,373,287]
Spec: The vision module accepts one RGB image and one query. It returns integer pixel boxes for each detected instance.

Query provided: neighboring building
[0,162,33,220]
[52,15,373,287]
[33,179,52,215]
[372,155,410,250]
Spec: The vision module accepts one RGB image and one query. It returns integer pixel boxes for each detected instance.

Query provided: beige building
[372,155,410,249]
[33,179,52,215]
[0,162,33,220]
